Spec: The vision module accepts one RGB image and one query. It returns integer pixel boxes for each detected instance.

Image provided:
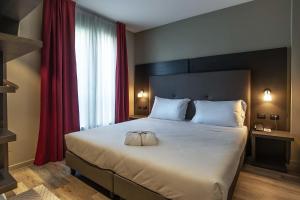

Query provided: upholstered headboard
[149,70,251,128]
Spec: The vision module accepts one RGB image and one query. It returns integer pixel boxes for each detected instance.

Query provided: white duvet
[65,118,247,200]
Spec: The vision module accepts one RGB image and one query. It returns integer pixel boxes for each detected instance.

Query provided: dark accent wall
[135,47,290,131]
[135,60,189,116]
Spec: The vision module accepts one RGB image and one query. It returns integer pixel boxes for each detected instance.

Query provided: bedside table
[129,115,147,120]
[250,130,294,172]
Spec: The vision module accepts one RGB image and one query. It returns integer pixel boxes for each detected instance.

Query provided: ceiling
[76,0,253,33]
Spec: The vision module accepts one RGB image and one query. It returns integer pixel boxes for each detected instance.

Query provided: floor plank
[6,162,300,200]
[234,165,300,200]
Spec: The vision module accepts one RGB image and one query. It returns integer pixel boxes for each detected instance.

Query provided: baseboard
[287,160,300,175]
[9,159,34,171]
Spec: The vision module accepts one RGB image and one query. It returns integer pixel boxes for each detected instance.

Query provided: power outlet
[257,113,266,119]
[270,114,280,120]
[138,106,148,110]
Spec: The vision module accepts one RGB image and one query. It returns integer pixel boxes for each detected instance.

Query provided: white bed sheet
[65,118,248,200]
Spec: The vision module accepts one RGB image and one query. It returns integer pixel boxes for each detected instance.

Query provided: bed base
[65,150,245,200]
[65,151,114,198]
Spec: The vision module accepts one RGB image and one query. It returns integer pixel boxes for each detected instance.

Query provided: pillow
[149,97,190,121]
[191,100,247,127]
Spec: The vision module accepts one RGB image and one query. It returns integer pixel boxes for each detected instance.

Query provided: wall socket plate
[270,114,280,120]
[138,106,148,110]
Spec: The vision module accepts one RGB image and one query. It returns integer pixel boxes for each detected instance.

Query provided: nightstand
[250,129,294,172]
[129,115,147,120]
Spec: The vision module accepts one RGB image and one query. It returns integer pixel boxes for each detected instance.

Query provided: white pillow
[192,100,247,127]
[149,97,190,121]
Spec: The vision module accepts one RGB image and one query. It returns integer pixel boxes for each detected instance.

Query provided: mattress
[65,118,248,200]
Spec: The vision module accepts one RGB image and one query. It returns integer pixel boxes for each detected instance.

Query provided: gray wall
[291,0,300,171]
[135,0,291,64]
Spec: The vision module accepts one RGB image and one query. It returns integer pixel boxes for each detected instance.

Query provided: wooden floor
[5,162,300,200]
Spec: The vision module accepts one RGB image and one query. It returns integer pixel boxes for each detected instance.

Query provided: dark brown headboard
[135,47,290,130]
[149,70,251,128]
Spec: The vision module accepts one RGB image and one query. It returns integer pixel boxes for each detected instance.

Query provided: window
[75,8,117,129]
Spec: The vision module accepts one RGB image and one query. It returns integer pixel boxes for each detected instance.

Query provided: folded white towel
[124,131,159,146]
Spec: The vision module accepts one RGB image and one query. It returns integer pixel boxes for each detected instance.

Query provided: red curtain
[115,22,129,123]
[34,0,80,165]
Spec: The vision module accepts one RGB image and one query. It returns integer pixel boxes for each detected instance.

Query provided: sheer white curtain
[75,8,117,129]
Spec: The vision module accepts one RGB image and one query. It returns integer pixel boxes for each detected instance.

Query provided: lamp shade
[263,89,272,102]
[137,90,144,98]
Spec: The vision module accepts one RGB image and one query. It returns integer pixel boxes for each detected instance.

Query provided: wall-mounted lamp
[263,88,272,102]
[137,89,148,111]
[137,90,147,98]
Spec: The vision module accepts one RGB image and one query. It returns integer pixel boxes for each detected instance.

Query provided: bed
[65,70,251,200]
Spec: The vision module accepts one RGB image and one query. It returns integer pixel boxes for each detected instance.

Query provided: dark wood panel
[134,48,289,131]
[135,59,189,115]
[139,59,189,76]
